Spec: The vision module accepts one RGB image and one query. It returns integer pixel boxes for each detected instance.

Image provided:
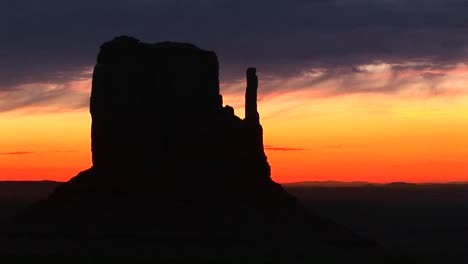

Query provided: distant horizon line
[1,179,467,186]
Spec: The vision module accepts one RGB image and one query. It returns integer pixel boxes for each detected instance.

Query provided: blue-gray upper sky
[2,0,468,111]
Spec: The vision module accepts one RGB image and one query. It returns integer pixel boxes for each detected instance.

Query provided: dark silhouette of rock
[87,36,270,188]
[245,67,260,121]
[0,36,388,263]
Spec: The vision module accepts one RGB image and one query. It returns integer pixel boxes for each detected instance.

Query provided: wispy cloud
[264,145,305,151]
[3,0,468,112]
[0,152,34,155]
[0,80,90,113]
[0,151,78,155]
[248,63,468,98]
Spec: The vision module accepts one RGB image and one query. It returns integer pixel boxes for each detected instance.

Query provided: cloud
[0,152,34,155]
[0,151,78,155]
[2,0,468,111]
[0,81,90,113]
[264,145,305,151]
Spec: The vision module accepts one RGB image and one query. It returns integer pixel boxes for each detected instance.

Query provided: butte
[2,36,386,263]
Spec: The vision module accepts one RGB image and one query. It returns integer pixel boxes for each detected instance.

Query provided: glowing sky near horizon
[3,0,468,183]
[1,63,467,183]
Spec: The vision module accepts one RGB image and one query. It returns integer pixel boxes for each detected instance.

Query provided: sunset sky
[1,0,468,183]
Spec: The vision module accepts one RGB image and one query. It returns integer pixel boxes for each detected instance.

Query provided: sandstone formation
[1,37,387,263]
[56,36,271,195]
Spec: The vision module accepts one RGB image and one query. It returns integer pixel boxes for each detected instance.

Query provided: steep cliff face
[89,36,269,184]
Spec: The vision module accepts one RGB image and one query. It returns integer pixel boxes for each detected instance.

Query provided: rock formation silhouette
[88,36,269,187]
[45,36,272,196]
[1,36,387,263]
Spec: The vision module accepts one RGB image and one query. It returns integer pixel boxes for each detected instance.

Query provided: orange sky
[1,64,468,183]
[261,93,468,183]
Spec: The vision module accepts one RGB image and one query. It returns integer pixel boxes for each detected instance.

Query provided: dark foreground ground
[0,181,466,263]
[285,182,468,264]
